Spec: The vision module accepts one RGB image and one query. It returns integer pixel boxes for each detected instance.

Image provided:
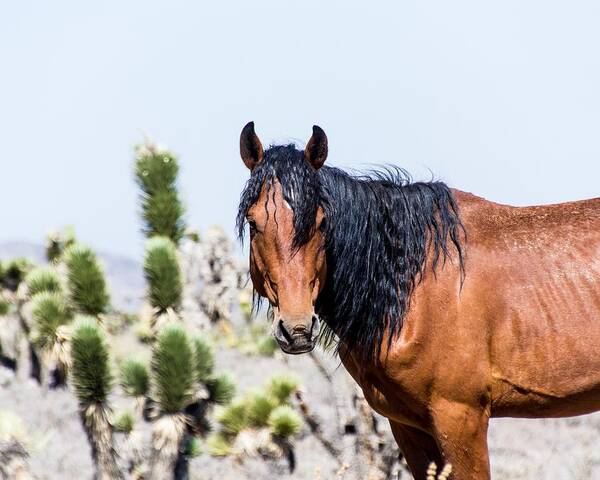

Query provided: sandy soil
[2,341,600,480]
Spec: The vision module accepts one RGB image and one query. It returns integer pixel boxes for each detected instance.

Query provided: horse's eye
[248,219,257,233]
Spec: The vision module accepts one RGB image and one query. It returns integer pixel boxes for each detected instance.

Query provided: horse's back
[454,191,600,417]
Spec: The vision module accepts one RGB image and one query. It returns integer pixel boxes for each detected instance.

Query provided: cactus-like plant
[191,337,214,383]
[208,374,304,470]
[144,237,182,314]
[112,410,135,434]
[46,226,76,263]
[63,244,110,316]
[205,432,231,456]
[147,325,195,480]
[25,266,62,296]
[121,359,150,398]
[30,291,72,352]
[70,317,124,479]
[246,390,277,427]
[135,141,185,244]
[206,373,236,405]
[268,406,302,438]
[151,325,194,414]
[267,374,300,405]
[216,400,248,436]
[1,258,33,292]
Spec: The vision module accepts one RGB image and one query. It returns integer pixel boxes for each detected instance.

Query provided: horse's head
[237,122,328,354]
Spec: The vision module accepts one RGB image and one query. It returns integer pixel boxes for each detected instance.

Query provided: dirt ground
[2,341,600,480]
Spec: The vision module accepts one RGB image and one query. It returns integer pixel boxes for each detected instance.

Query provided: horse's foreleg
[389,421,444,480]
[430,400,490,480]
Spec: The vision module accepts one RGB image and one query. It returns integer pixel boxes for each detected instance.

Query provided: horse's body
[341,191,600,478]
[237,122,600,479]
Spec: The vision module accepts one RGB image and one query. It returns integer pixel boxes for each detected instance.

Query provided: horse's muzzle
[274,315,320,355]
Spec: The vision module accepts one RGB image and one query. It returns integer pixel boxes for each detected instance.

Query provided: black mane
[237,144,465,359]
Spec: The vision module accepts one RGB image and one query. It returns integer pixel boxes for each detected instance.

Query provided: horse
[236,121,600,479]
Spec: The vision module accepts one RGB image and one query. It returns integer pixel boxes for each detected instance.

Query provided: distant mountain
[0,241,144,313]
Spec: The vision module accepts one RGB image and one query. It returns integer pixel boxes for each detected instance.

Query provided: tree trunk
[82,404,124,480]
[148,414,187,480]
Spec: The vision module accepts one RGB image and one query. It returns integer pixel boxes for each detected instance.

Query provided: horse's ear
[304,125,328,170]
[240,121,264,171]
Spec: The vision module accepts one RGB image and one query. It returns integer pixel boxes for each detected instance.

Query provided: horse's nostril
[278,320,293,342]
[292,324,307,334]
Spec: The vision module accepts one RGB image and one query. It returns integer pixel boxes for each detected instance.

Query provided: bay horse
[236,122,600,479]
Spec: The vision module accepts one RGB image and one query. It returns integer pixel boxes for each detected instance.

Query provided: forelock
[236,144,320,249]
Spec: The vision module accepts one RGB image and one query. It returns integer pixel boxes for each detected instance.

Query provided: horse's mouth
[277,339,316,355]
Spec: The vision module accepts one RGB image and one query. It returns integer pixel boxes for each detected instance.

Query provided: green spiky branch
[25,266,63,297]
[63,244,111,316]
[46,226,77,264]
[120,325,235,480]
[135,141,185,245]
[70,317,124,480]
[143,237,182,318]
[207,373,303,471]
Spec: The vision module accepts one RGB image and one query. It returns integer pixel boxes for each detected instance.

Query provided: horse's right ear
[240,121,264,171]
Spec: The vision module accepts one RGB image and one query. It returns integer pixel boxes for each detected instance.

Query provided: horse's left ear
[304,125,328,170]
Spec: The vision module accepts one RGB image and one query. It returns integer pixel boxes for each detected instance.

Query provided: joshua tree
[71,317,124,480]
[134,140,185,245]
[179,230,211,332]
[147,325,194,479]
[121,325,235,480]
[63,244,111,317]
[198,226,239,326]
[207,373,303,472]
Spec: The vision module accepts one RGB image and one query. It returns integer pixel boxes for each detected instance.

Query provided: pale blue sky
[1,1,599,259]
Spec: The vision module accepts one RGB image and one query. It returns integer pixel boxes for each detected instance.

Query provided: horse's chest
[340,354,427,427]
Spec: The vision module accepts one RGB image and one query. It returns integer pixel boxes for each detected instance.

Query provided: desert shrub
[120,359,150,397]
[70,317,112,405]
[246,390,277,427]
[143,236,182,313]
[151,325,194,413]
[63,244,110,315]
[216,400,248,435]
[267,374,300,405]
[268,406,302,438]
[206,432,231,456]
[25,266,62,296]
